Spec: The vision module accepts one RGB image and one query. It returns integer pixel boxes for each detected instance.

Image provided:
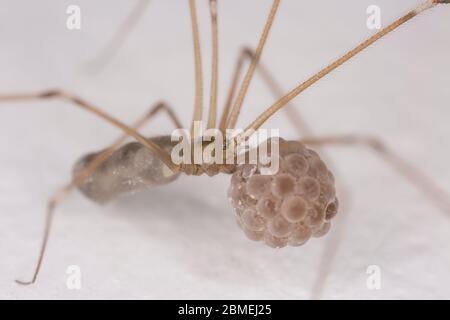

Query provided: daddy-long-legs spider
[0,0,449,299]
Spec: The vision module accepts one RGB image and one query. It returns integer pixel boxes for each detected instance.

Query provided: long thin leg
[301,134,450,298]
[219,47,311,136]
[219,49,245,133]
[10,101,181,285]
[300,135,450,214]
[207,0,219,129]
[241,0,448,137]
[189,0,204,137]
[225,0,280,130]
[87,0,151,73]
[310,215,349,299]
[0,91,179,284]
[0,90,176,172]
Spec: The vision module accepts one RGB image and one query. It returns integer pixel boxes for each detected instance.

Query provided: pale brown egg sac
[228,140,339,248]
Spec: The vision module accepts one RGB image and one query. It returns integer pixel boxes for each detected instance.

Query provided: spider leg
[220,47,312,136]
[240,0,446,137]
[88,0,206,139]
[207,0,219,130]
[224,0,280,130]
[301,135,450,215]
[188,0,204,138]
[303,134,450,297]
[0,92,180,284]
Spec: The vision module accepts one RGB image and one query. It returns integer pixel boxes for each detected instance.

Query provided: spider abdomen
[73,135,179,203]
[228,140,338,248]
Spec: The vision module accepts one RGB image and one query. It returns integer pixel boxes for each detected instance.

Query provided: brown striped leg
[0,92,180,284]
[225,0,280,130]
[300,135,450,215]
[188,0,204,138]
[87,0,151,72]
[219,46,312,136]
[206,0,219,130]
[240,0,446,137]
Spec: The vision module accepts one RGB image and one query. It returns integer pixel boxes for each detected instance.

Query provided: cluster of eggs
[228,140,338,248]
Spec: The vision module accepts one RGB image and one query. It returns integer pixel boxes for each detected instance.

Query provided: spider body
[75,131,339,249]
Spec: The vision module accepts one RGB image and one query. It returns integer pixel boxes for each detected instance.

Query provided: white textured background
[0,0,449,299]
